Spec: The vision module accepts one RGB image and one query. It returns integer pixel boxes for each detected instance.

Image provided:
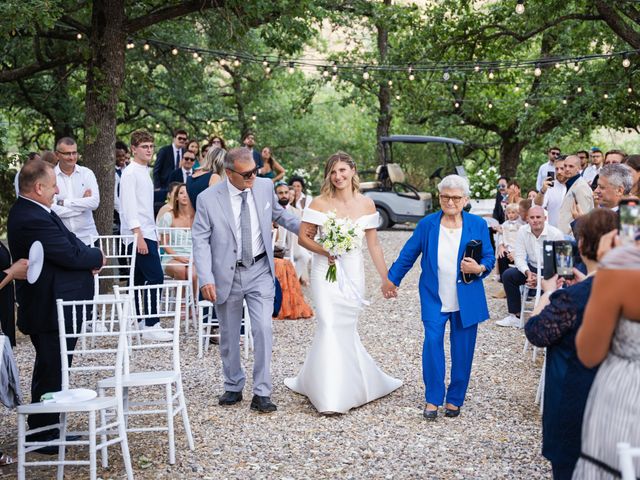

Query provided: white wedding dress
[284,209,402,414]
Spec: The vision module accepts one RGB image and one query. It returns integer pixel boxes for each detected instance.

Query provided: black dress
[0,242,16,346]
[187,171,213,210]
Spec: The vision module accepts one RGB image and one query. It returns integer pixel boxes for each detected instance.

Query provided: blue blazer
[153,144,183,190]
[388,210,495,328]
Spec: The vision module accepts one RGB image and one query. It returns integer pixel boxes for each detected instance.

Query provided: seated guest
[0,242,28,346]
[495,203,524,281]
[157,184,195,280]
[526,190,537,201]
[497,206,564,328]
[273,253,314,320]
[518,198,532,223]
[573,236,640,478]
[168,150,196,184]
[187,147,226,210]
[524,209,617,480]
[155,181,182,224]
[257,147,285,183]
[594,163,634,210]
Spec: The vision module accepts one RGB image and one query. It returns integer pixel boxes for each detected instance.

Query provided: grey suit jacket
[192,177,301,304]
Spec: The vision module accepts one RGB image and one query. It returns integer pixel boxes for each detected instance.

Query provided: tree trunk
[375,0,392,165]
[499,137,525,178]
[83,0,126,235]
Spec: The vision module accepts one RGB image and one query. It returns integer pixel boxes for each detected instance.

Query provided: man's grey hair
[224,147,253,170]
[600,163,634,194]
[437,174,470,197]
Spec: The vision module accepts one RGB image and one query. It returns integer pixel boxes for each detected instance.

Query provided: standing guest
[492,176,509,225]
[535,156,567,228]
[186,139,199,157]
[199,143,210,166]
[497,206,564,328]
[8,159,104,445]
[576,150,589,174]
[625,154,640,196]
[157,184,196,289]
[40,150,57,165]
[153,128,187,191]
[192,147,301,413]
[187,147,226,210]
[209,135,226,151]
[557,155,594,236]
[120,130,171,342]
[0,243,28,346]
[495,203,524,281]
[168,150,196,184]
[582,147,603,187]
[536,147,561,191]
[241,131,263,170]
[51,137,100,246]
[114,140,128,234]
[13,152,41,197]
[289,175,313,211]
[258,147,286,183]
[525,209,617,479]
[594,163,634,210]
[573,237,640,479]
[388,175,495,420]
[604,149,626,165]
[507,180,523,204]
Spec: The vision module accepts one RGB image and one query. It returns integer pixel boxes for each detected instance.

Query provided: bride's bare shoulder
[356,194,376,214]
[308,195,330,212]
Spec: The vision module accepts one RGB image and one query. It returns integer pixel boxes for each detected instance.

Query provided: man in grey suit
[192,147,301,413]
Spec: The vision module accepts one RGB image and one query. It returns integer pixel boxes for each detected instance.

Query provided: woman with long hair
[187,147,226,209]
[258,147,285,183]
[285,151,402,414]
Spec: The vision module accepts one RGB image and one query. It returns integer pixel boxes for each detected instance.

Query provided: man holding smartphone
[557,155,594,236]
[536,147,561,191]
[535,157,567,228]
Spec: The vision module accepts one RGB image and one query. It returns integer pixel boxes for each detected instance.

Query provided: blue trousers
[422,311,478,407]
[127,239,164,326]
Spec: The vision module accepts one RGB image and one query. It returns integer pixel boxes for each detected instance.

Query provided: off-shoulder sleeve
[302,208,326,226]
[360,212,380,230]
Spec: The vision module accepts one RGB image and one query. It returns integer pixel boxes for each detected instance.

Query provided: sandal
[0,452,14,466]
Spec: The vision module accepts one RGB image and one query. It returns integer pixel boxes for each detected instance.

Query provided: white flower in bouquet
[318,211,365,282]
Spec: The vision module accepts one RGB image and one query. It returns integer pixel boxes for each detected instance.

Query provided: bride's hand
[327,255,336,265]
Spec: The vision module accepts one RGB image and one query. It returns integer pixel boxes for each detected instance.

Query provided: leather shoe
[218,391,242,406]
[250,395,277,413]
[444,406,461,418]
[422,407,438,421]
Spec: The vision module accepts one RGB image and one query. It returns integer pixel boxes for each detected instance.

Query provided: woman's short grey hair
[437,174,470,197]
[600,163,634,194]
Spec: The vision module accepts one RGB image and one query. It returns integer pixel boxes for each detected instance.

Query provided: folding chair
[157,227,197,334]
[16,297,132,480]
[197,300,253,359]
[618,442,640,480]
[99,284,194,465]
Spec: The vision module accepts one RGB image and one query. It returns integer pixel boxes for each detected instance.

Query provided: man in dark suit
[153,129,188,191]
[8,159,104,442]
[167,150,196,184]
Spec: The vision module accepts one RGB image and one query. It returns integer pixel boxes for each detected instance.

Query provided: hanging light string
[128,37,640,75]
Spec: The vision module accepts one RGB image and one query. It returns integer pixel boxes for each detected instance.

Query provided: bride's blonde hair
[320,151,360,197]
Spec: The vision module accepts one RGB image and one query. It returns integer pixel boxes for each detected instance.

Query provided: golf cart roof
[380,135,464,145]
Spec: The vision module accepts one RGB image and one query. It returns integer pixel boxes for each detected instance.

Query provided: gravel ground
[0,229,549,479]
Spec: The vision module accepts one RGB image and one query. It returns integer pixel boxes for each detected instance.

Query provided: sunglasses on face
[183,157,195,162]
[176,136,187,141]
[228,166,258,179]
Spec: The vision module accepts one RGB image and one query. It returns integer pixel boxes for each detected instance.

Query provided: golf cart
[360,135,465,229]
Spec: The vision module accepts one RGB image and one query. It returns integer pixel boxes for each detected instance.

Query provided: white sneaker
[142,323,173,342]
[496,314,522,328]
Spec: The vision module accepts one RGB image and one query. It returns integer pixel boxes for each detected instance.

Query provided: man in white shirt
[581,147,603,186]
[556,155,595,236]
[534,156,567,227]
[595,163,634,210]
[497,206,565,327]
[51,137,99,246]
[536,147,561,191]
[120,130,171,342]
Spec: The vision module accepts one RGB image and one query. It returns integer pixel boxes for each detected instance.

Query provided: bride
[284,151,402,414]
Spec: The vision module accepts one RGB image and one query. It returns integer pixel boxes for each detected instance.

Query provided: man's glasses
[56,151,78,157]
[183,157,195,162]
[176,136,187,141]
[136,144,154,150]
[228,166,258,179]
[551,151,561,157]
[440,195,464,204]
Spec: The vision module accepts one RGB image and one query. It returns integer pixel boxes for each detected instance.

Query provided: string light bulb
[453,84,459,91]
[262,57,268,67]
[407,65,415,81]
[196,55,202,63]
[192,52,199,59]
[488,70,495,80]
[143,43,150,51]
[443,69,450,81]
[395,95,401,100]
[126,41,134,49]
[362,67,370,80]
[265,66,272,74]
[171,47,178,55]
[577,86,583,93]
[623,55,631,68]
[454,102,460,108]
[603,92,609,99]
[251,114,257,121]
[524,101,530,108]
[388,80,393,86]
[76,33,82,40]
[534,65,542,77]
[332,62,338,73]
[322,68,330,78]
[515,0,525,14]
[233,58,241,67]
[474,64,480,72]
[514,85,520,92]
[573,62,580,72]
[219,58,227,66]
[628,86,633,93]
[488,101,493,109]
[562,98,568,105]
[288,62,295,74]
[555,62,561,69]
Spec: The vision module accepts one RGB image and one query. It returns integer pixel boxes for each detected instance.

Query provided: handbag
[462,239,483,284]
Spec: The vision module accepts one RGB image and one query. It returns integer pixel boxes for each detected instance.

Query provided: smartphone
[542,241,556,279]
[546,171,555,188]
[554,241,574,279]
[619,199,640,245]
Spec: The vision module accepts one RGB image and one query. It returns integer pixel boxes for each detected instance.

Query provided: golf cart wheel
[376,208,394,229]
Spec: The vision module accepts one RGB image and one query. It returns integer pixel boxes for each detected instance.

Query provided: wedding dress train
[284,209,402,414]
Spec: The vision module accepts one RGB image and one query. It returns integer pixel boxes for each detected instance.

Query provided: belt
[236,251,267,267]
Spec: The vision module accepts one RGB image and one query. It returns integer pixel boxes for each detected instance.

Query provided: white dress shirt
[498,219,524,250]
[51,164,99,245]
[119,161,157,244]
[180,167,192,183]
[294,193,313,211]
[437,226,462,312]
[536,162,555,191]
[581,164,600,185]
[514,223,565,274]
[541,181,567,227]
[227,180,265,261]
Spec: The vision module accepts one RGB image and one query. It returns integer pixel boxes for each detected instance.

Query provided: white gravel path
[0,229,549,479]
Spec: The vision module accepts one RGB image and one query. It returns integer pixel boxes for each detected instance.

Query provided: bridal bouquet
[317,211,365,282]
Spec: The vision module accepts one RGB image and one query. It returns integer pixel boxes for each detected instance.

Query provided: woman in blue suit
[388,175,495,420]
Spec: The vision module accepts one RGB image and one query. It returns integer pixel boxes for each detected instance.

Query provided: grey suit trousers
[216,256,275,396]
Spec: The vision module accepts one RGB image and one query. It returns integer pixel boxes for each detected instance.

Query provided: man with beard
[534,156,567,228]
